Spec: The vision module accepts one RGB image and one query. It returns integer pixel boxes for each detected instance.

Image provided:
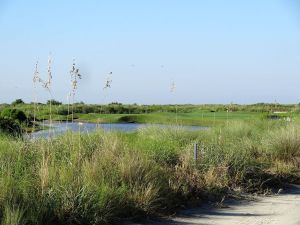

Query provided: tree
[12,99,24,105]
[47,99,62,105]
[74,101,85,105]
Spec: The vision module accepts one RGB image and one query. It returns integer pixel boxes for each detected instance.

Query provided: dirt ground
[132,185,300,225]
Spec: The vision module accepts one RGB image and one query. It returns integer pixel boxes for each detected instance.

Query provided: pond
[26,122,207,139]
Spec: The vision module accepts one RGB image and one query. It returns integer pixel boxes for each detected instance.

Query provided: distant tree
[109,102,122,105]
[12,99,24,105]
[30,101,44,105]
[74,101,85,105]
[47,99,62,105]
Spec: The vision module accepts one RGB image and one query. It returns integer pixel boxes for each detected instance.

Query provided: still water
[26,122,207,139]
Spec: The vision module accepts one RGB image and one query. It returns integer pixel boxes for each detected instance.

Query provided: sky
[0,0,300,104]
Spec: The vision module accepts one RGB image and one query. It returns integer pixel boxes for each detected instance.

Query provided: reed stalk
[170,80,178,125]
[101,72,112,126]
[32,61,40,131]
[69,59,82,124]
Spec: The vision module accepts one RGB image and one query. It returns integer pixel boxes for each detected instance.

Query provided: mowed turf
[68,111,263,125]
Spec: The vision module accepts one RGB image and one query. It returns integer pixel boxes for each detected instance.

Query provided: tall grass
[1,205,24,225]
[169,80,178,124]
[264,124,300,161]
[0,120,299,224]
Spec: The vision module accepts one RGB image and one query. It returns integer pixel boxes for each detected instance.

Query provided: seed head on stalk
[33,61,41,84]
[32,61,41,130]
[70,59,82,96]
[34,54,53,91]
[103,72,112,90]
[170,80,176,93]
[44,55,52,90]
[170,79,178,124]
[45,54,53,131]
[68,59,82,123]
[33,54,54,134]
[100,72,113,121]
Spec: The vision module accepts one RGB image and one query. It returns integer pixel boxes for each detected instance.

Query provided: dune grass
[0,120,299,224]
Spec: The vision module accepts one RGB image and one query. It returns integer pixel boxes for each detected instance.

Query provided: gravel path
[132,185,300,225]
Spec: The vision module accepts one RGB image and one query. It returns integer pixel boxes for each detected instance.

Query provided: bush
[264,125,300,161]
[0,108,27,123]
[0,117,21,134]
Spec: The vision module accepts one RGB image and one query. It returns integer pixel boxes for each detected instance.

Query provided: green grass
[2,103,299,129]
[3,103,299,125]
[52,111,262,126]
[0,119,299,224]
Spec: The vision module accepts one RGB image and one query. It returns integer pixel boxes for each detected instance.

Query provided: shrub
[0,109,27,124]
[264,125,300,161]
[0,117,21,134]
[1,109,26,123]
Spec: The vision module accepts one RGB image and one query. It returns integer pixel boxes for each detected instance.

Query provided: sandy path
[133,185,300,225]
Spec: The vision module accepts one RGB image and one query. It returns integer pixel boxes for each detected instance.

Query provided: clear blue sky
[0,0,299,104]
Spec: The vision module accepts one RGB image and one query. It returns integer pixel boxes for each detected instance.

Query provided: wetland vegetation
[0,102,299,224]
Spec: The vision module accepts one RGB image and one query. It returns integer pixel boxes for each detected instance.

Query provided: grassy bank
[0,120,299,224]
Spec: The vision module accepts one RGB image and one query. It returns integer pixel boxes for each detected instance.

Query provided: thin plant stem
[227,108,229,126]
[102,72,112,125]
[170,80,177,125]
[33,61,40,132]
[66,95,70,129]
[72,95,74,123]
[175,104,178,125]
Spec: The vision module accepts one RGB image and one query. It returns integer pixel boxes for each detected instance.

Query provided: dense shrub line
[2,101,298,116]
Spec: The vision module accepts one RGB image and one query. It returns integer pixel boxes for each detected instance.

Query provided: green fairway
[41,111,264,126]
[1,102,298,127]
